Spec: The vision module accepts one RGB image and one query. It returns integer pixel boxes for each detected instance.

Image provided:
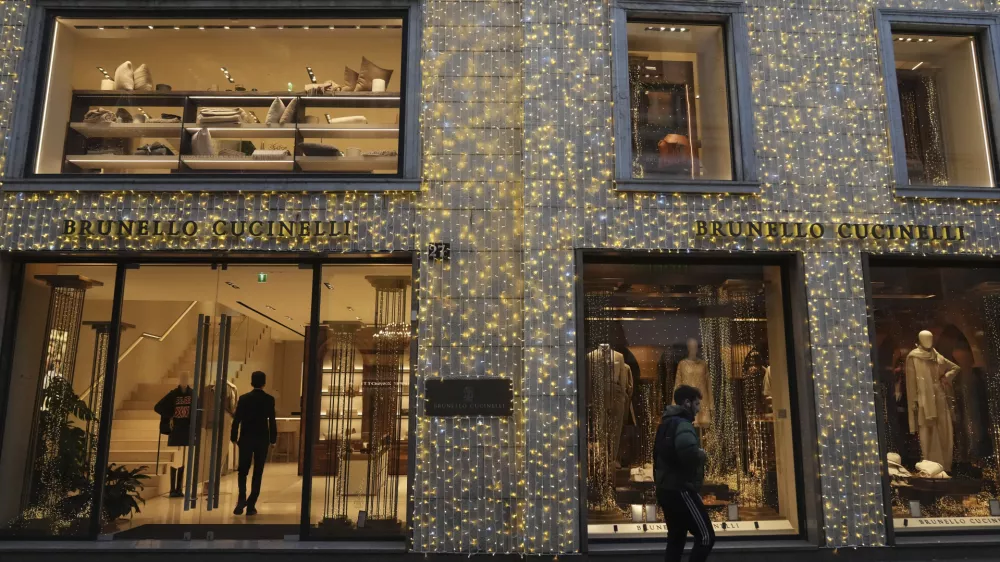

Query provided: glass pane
[871,264,1000,531]
[101,265,308,538]
[627,22,733,181]
[892,33,994,187]
[583,262,798,538]
[309,264,412,538]
[0,264,116,537]
[38,18,404,176]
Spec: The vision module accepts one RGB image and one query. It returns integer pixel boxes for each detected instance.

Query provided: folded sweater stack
[197,107,250,125]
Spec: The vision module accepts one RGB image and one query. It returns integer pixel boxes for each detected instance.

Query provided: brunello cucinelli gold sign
[59,219,353,239]
[694,220,967,241]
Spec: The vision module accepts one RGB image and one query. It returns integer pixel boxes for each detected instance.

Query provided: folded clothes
[218,148,247,159]
[87,148,124,155]
[297,142,342,157]
[363,149,398,157]
[196,115,243,124]
[144,117,182,123]
[84,108,116,124]
[162,113,182,121]
[135,142,174,156]
[327,115,368,125]
[305,80,343,96]
[199,107,244,116]
[116,108,133,123]
[251,149,291,160]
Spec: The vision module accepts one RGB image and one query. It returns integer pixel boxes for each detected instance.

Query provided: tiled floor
[109,462,407,533]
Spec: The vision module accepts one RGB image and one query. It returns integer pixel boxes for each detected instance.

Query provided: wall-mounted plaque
[425,378,513,416]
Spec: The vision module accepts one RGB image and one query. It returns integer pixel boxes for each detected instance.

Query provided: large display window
[869,260,1000,532]
[582,259,800,539]
[35,17,406,176]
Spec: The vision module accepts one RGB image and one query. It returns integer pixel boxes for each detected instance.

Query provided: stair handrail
[80,301,198,402]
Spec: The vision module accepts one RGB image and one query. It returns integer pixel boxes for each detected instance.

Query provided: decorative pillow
[354,57,393,92]
[266,98,285,125]
[114,61,134,91]
[279,97,299,125]
[191,128,214,156]
[134,63,153,91]
[344,67,360,91]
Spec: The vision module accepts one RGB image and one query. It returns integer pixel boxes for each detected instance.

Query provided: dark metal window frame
[611,0,759,194]
[876,9,1000,201]
[5,0,422,193]
[574,249,824,551]
[862,252,1000,542]
[0,251,419,543]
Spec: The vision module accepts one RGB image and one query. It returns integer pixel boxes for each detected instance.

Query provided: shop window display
[871,263,1000,531]
[889,33,994,187]
[626,21,733,181]
[36,18,404,176]
[583,261,799,538]
[0,264,115,537]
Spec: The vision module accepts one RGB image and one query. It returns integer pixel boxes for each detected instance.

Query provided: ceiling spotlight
[98,26,104,30]
[303,25,310,30]
[174,26,180,30]
[225,281,240,289]
[224,25,230,30]
[323,282,333,290]
[324,113,333,124]
[198,25,205,30]
[266,305,276,311]
[148,25,154,30]
[679,27,687,32]
[249,25,256,30]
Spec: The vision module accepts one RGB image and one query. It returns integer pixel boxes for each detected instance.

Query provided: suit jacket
[231,388,277,445]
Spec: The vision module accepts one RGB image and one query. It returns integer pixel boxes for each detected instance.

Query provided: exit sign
[257,272,267,283]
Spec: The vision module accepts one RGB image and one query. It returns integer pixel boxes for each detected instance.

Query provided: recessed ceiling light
[147,25,154,30]
[266,305,276,311]
[323,282,333,290]
[249,26,256,30]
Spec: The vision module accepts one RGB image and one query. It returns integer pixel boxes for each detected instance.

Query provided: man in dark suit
[231,371,277,516]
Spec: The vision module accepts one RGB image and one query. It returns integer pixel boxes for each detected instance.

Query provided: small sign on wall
[425,378,513,416]
[427,242,451,261]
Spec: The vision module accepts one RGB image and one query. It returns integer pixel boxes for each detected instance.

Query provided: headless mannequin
[905,330,959,471]
[154,372,192,498]
[673,338,713,428]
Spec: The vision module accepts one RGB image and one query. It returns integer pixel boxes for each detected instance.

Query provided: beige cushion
[344,67,360,91]
[191,128,214,156]
[266,98,285,125]
[134,63,153,91]
[355,57,393,92]
[279,97,299,125]
[114,61,134,91]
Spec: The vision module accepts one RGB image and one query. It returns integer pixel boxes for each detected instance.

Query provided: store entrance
[102,264,308,539]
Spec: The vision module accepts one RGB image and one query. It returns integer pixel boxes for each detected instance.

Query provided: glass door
[101,263,309,539]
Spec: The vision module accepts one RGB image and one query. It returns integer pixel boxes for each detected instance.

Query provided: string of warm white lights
[3,0,1000,553]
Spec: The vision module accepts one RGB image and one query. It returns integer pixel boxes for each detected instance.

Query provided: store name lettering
[694,220,967,241]
[60,219,353,239]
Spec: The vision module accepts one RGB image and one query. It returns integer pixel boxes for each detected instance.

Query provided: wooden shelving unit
[62,90,402,175]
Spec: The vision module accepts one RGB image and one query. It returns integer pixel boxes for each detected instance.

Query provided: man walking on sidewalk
[654,384,715,562]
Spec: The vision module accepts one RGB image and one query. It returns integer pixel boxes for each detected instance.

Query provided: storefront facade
[2,0,1000,559]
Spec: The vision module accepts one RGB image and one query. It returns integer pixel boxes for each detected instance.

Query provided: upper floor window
[627,22,732,181]
[35,17,406,177]
[612,3,756,194]
[890,33,994,188]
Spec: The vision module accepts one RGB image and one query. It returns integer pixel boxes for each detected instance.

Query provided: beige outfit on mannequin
[587,346,634,465]
[673,358,713,427]
[905,346,959,471]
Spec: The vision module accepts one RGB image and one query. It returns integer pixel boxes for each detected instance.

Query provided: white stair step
[113,463,172,475]
[111,428,162,441]
[115,410,160,420]
[110,439,166,451]
[121,400,158,411]
[109,450,178,464]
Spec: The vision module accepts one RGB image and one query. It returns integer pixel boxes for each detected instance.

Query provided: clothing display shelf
[62,90,402,175]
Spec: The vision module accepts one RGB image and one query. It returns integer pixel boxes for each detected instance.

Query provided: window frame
[876,9,1000,200]
[611,0,758,194]
[5,0,422,192]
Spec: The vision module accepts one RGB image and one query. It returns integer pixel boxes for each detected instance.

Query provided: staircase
[107,338,199,500]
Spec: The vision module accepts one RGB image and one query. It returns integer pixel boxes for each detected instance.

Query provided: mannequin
[905,330,959,471]
[154,373,193,498]
[673,338,713,427]
[587,344,634,465]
